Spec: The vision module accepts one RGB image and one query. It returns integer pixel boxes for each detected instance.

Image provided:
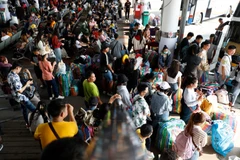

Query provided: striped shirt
[192,125,208,150]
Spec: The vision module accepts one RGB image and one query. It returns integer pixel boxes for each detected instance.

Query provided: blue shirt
[151,91,172,115]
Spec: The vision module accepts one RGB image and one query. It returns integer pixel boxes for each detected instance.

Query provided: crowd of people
[0,0,238,159]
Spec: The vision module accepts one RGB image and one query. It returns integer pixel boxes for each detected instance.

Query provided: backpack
[174,131,195,159]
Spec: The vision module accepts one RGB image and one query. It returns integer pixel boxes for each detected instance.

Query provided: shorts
[103,70,113,82]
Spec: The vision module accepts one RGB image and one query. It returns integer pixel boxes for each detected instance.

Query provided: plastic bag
[229,156,240,160]
[211,120,234,157]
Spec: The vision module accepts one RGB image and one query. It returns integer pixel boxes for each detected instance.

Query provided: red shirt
[52,35,62,49]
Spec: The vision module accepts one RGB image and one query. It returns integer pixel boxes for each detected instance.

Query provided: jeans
[152,112,169,129]
[54,48,62,63]
[187,150,199,160]
[169,83,178,93]
[217,73,226,86]
[21,100,36,125]
[231,82,240,106]
[45,79,59,98]
[103,70,113,82]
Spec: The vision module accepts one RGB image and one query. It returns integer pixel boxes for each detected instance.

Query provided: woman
[180,75,203,124]
[30,48,45,88]
[52,29,64,63]
[38,53,64,100]
[166,59,182,93]
[35,32,47,56]
[183,44,202,78]
[132,30,146,54]
[158,45,173,72]
[143,24,151,42]
[132,83,151,128]
[197,40,211,82]
[184,112,208,160]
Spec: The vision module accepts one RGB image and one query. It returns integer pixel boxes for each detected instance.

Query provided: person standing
[125,0,131,22]
[217,45,236,86]
[83,71,103,109]
[207,34,217,64]
[180,75,203,124]
[30,48,45,88]
[100,43,114,96]
[197,40,211,82]
[39,54,64,100]
[118,0,123,20]
[52,29,64,63]
[128,22,140,51]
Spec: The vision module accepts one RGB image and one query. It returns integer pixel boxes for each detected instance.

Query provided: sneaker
[40,85,44,88]
[0,144,3,151]
[56,95,64,99]
[49,97,53,100]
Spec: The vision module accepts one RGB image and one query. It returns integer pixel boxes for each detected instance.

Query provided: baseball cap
[156,81,171,90]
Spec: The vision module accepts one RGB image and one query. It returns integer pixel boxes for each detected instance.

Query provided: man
[151,81,172,128]
[207,34,217,64]
[116,74,132,109]
[110,33,124,73]
[128,22,140,51]
[125,0,131,21]
[217,45,236,85]
[7,62,36,126]
[100,43,114,96]
[191,35,203,49]
[34,99,78,149]
[215,18,226,31]
[110,33,123,59]
[179,32,194,61]
[83,70,102,109]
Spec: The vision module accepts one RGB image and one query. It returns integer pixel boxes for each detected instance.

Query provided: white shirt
[184,88,199,107]
[167,71,182,84]
[1,35,10,41]
[132,36,146,50]
[218,54,232,77]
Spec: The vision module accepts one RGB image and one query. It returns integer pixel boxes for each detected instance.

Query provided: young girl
[184,112,208,160]
[166,59,182,93]
[39,54,64,100]
[180,75,203,124]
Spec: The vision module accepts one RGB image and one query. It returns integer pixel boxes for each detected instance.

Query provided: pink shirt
[39,61,54,81]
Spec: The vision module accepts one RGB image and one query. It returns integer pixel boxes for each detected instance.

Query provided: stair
[0,119,41,160]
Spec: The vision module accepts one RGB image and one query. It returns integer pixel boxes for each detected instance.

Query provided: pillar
[158,0,181,54]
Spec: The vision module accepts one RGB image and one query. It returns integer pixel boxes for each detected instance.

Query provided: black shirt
[125,2,131,10]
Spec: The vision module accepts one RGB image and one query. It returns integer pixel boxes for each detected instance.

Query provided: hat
[118,74,128,84]
[156,81,171,90]
[101,43,110,50]
[89,97,98,106]
[30,24,37,29]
